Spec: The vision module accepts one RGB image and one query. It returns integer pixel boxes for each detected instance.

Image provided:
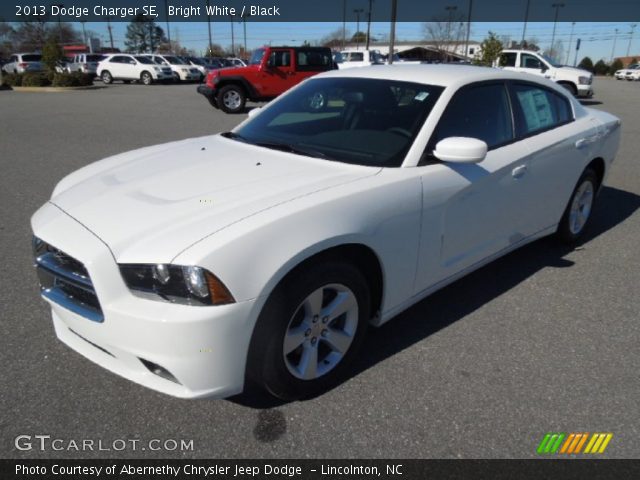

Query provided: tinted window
[22,54,42,62]
[135,56,154,64]
[348,52,364,62]
[87,55,104,62]
[233,78,444,167]
[269,50,291,67]
[500,52,516,67]
[511,83,572,136]
[110,56,125,63]
[431,83,514,149]
[296,49,332,71]
[521,53,543,69]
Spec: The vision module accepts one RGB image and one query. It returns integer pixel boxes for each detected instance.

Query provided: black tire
[559,82,578,97]
[556,168,599,244]
[217,84,246,113]
[140,71,153,86]
[101,71,113,84]
[123,79,131,84]
[247,261,370,400]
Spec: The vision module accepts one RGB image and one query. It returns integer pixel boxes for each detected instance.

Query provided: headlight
[119,264,235,306]
[578,76,591,85]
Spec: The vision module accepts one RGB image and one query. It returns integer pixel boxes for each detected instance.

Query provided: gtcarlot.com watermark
[15,435,194,452]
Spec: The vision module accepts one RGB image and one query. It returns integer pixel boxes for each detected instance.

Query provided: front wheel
[556,168,598,244]
[140,71,153,86]
[101,71,113,84]
[217,85,246,113]
[559,82,578,96]
[247,262,370,400]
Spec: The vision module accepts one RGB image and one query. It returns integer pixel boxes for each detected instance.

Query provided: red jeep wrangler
[197,46,335,113]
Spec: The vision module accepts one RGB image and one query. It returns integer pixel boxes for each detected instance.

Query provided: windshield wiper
[254,141,328,159]
[220,131,250,143]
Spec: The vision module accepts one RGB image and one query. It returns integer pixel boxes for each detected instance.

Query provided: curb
[9,85,105,92]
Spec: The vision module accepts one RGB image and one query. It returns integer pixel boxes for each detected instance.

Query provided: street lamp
[610,28,619,63]
[445,5,457,60]
[206,0,213,56]
[566,21,575,65]
[550,3,565,57]
[627,24,637,57]
[521,0,531,46]
[55,4,64,44]
[464,0,474,60]
[342,0,347,50]
[230,14,235,56]
[164,0,172,53]
[354,8,364,50]
[366,0,373,50]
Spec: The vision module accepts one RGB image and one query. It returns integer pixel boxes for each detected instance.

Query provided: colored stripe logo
[537,433,613,454]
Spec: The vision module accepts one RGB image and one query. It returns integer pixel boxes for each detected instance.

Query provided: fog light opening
[139,358,181,384]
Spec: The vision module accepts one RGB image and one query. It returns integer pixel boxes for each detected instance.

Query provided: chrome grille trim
[33,237,104,323]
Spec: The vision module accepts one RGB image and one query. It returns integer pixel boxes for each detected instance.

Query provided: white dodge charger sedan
[31,65,621,400]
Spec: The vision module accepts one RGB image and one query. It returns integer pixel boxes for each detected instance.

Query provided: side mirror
[247,107,262,118]
[540,63,548,72]
[433,137,487,164]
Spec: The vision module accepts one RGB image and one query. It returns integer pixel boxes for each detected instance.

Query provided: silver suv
[67,54,106,75]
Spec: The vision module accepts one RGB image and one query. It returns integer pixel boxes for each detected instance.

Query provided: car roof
[317,64,544,88]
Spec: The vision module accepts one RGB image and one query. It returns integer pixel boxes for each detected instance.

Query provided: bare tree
[544,40,564,62]
[423,13,467,61]
[320,27,350,49]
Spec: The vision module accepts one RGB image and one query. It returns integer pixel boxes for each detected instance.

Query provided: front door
[260,49,297,96]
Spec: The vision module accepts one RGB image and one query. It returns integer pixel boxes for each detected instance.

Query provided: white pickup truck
[336,49,384,69]
[497,49,594,98]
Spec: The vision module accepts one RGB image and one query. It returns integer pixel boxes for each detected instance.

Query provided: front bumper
[31,202,257,399]
[197,84,219,108]
[576,84,594,98]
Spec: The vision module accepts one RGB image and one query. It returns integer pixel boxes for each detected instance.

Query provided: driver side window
[429,83,514,154]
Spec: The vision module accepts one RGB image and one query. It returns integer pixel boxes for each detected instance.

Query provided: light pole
[230,14,235,56]
[464,0,473,60]
[55,4,64,43]
[610,28,619,63]
[354,8,364,50]
[342,0,347,50]
[445,5,457,60]
[241,11,249,59]
[627,24,637,57]
[366,0,373,50]
[550,3,565,57]
[389,0,397,64]
[164,0,171,53]
[80,21,87,48]
[521,0,531,46]
[106,15,114,50]
[205,1,213,56]
[566,21,575,65]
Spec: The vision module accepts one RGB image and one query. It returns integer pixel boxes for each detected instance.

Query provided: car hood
[556,65,592,76]
[50,135,379,263]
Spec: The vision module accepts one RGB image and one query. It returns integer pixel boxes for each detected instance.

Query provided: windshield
[231,78,444,167]
[540,53,562,67]
[134,56,155,64]
[164,55,188,65]
[249,49,265,65]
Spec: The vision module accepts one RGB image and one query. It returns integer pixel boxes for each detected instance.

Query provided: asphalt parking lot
[1,78,639,459]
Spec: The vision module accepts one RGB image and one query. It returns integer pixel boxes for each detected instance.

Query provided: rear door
[509,81,594,231]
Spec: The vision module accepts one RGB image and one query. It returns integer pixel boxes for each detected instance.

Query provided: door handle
[512,165,528,179]
[575,138,587,149]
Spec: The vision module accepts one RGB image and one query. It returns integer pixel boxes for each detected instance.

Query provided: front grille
[33,237,104,322]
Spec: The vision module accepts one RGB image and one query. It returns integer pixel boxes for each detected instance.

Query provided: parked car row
[614,63,640,80]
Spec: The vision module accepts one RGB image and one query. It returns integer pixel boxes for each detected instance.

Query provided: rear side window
[269,50,291,67]
[520,53,543,69]
[296,49,332,71]
[431,83,514,150]
[511,83,573,136]
[499,52,517,67]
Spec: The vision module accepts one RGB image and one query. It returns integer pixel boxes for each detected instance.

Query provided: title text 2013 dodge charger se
[32,65,621,400]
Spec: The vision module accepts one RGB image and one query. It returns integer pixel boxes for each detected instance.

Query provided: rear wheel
[247,262,370,400]
[556,168,598,244]
[217,84,246,113]
[140,71,153,86]
[101,71,113,84]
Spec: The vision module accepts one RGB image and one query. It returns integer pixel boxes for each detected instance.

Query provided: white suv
[2,53,43,73]
[497,49,594,98]
[97,54,173,85]
[337,49,384,69]
[144,54,201,82]
[67,54,106,75]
